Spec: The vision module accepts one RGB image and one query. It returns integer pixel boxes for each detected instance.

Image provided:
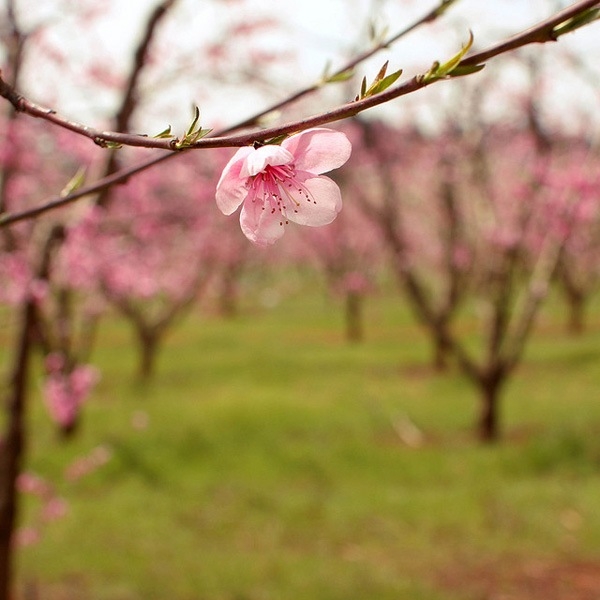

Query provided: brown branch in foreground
[1,0,597,151]
[0,0,598,227]
[217,0,461,135]
[0,0,460,149]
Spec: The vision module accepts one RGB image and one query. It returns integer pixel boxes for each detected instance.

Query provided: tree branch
[0,0,459,148]
[217,0,461,135]
[1,0,598,226]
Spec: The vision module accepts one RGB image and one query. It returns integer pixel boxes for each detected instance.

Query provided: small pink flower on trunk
[216,128,352,246]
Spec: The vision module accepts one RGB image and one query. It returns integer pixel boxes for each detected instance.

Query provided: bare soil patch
[437,558,600,600]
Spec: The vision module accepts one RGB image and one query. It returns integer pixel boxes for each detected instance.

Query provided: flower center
[248,163,316,226]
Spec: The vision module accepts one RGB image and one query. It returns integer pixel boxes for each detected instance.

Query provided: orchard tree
[64,152,221,381]
[344,111,594,441]
[346,118,472,368]
[299,188,385,342]
[551,146,600,334]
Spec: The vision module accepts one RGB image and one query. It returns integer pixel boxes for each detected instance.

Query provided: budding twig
[0,0,460,149]
[0,0,598,226]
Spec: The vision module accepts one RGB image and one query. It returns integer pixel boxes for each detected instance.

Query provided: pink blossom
[341,272,370,294]
[64,445,112,482]
[43,365,100,429]
[45,352,66,374]
[16,473,50,497]
[216,128,352,246]
[0,252,34,305]
[41,497,69,522]
[14,527,41,548]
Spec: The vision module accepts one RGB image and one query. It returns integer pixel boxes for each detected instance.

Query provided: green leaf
[368,19,377,43]
[195,128,213,140]
[448,63,485,78]
[372,60,390,85]
[325,68,355,84]
[433,0,459,18]
[422,31,475,83]
[186,106,201,137]
[368,19,389,45]
[172,106,212,148]
[321,59,354,85]
[367,68,403,95]
[175,127,213,149]
[154,125,173,139]
[355,61,403,100]
[421,61,440,83]
[553,8,600,37]
[60,166,86,198]
[437,30,474,76]
[263,134,289,146]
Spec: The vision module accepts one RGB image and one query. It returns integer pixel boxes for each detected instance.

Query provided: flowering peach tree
[340,106,600,441]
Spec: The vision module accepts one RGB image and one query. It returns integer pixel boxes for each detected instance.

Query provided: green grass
[6,285,600,599]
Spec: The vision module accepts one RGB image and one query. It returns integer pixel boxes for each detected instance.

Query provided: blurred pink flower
[15,527,41,548]
[43,364,100,429]
[41,497,69,522]
[64,445,112,482]
[16,472,49,497]
[45,352,66,374]
[216,128,352,246]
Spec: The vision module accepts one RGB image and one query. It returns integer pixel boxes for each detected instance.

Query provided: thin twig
[217,0,461,135]
[1,0,598,226]
[0,0,460,148]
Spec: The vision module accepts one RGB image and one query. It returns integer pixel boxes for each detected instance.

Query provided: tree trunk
[432,333,450,371]
[0,301,36,600]
[477,377,502,443]
[137,327,160,382]
[345,291,364,343]
[565,291,585,336]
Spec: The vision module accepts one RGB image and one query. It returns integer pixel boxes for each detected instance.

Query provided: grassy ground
[8,283,600,599]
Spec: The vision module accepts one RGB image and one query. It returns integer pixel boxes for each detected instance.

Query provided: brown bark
[561,274,587,336]
[477,376,502,443]
[432,333,451,372]
[0,226,62,599]
[345,291,364,343]
[0,301,36,600]
[566,293,585,336]
[137,326,160,382]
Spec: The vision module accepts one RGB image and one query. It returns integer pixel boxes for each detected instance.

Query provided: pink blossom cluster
[62,152,220,305]
[298,198,383,298]
[43,354,100,429]
[0,251,49,305]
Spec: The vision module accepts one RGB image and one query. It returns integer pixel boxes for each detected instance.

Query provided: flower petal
[284,175,342,226]
[240,198,286,247]
[282,128,352,174]
[241,145,293,177]
[215,147,254,215]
